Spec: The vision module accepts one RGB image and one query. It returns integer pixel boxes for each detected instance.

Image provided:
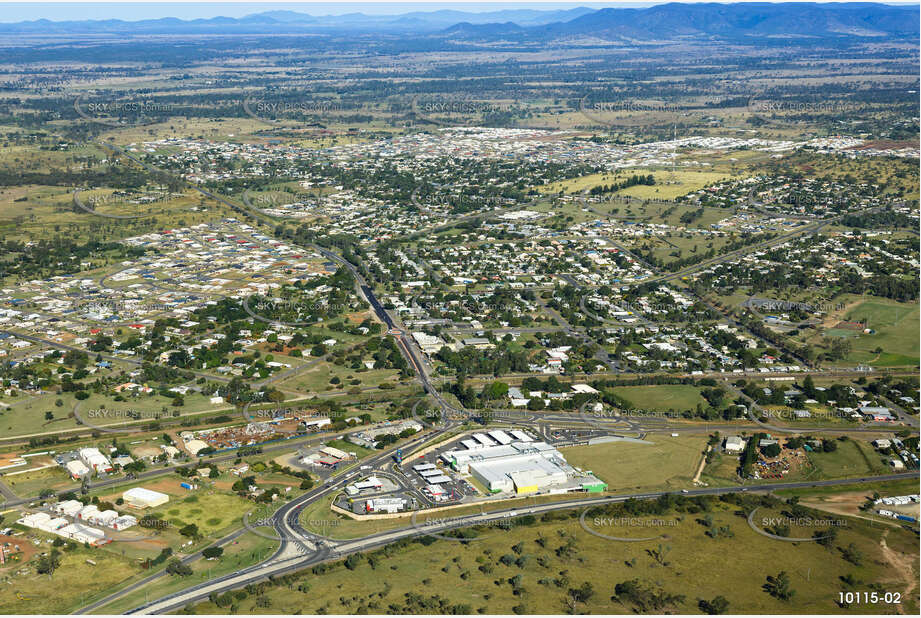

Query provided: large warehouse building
[122,487,170,508]
[469,455,568,494]
[441,440,561,472]
[441,436,606,495]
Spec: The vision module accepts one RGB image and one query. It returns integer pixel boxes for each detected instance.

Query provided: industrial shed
[123,487,170,508]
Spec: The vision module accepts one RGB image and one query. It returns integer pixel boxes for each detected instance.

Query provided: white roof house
[92,510,120,526]
[18,512,52,528]
[37,517,69,533]
[184,439,211,455]
[161,445,181,458]
[320,446,349,460]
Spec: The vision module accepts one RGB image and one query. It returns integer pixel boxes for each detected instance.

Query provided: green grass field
[2,465,74,497]
[562,435,706,492]
[537,169,731,201]
[622,232,742,266]
[841,299,919,367]
[796,295,919,368]
[0,382,237,439]
[803,440,890,481]
[276,361,403,394]
[612,385,708,413]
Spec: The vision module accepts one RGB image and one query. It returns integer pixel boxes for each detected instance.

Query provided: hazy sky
[0,2,651,22]
[0,1,916,22]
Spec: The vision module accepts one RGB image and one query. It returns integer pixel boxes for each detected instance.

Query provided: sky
[0,2,648,22]
[0,1,917,22]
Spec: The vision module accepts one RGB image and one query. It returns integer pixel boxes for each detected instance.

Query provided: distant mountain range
[0,3,917,41]
[0,6,595,35]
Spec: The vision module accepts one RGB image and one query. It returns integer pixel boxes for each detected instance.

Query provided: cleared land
[612,384,708,412]
[562,435,706,492]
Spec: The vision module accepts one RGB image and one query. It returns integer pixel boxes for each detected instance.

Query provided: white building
[37,517,69,534]
[365,497,406,514]
[18,512,52,529]
[320,446,350,460]
[58,522,107,545]
[52,499,84,517]
[78,505,100,521]
[411,331,444,355]
[91,510,120,527]
[123,487,170,508]
[469,455,568,494]
[65,460,90,479]
[79,448,113,473]
[112,515,138,530]
[303,417,332,430]
[184,439,211,456]
[724,436,746,453]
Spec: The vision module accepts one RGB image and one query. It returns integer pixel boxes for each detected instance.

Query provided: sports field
[818,297,920,367]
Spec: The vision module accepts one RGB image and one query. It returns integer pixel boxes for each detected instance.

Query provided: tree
[568,581,594,603]
[36,548,62,575]
[841,543,863,566]
[166,559,193,576]
[179,523,200,539]
[699,596,730,614]
[802,375,816,398]
[763,571,795,601]
[815,527,837,548]
[762,442,781,458]
[344,553,364,570]
[202,546,224,559]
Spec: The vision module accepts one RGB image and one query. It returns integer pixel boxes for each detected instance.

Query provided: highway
[312,244,466,420]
